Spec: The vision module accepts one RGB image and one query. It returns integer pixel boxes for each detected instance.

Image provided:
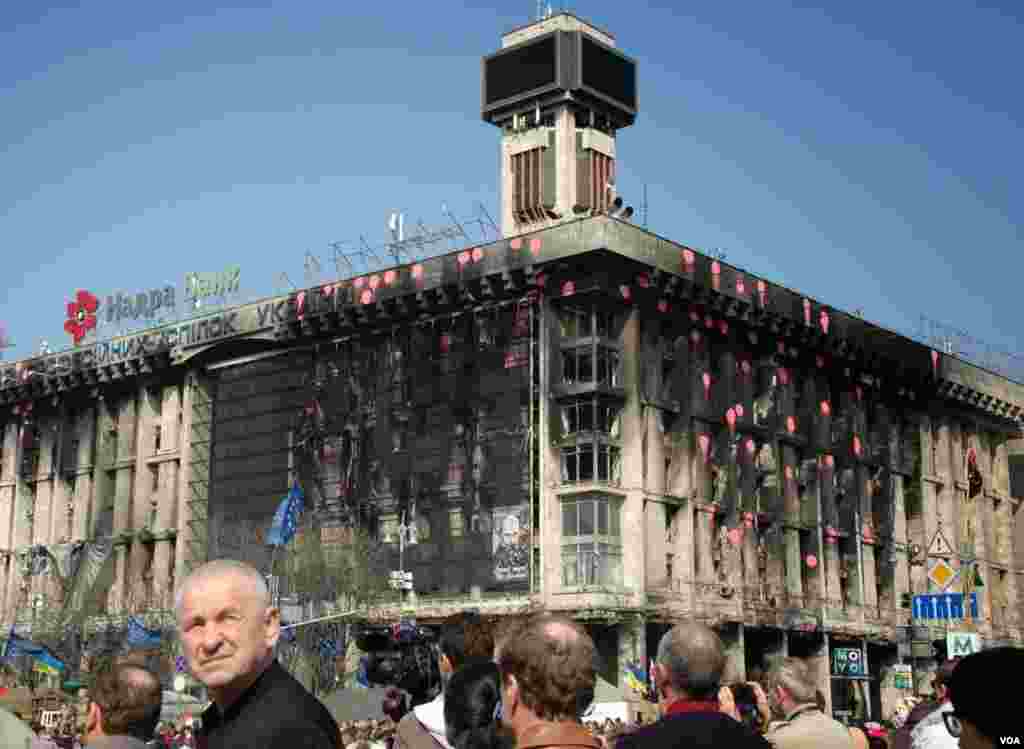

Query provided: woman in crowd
[443,660,515,749]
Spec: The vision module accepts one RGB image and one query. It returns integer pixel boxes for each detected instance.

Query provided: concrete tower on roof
[481,13,638,237]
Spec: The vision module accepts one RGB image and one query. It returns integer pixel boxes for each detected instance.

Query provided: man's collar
[784,703,820,721]
[665,699,720,716]
[201,659,281,727]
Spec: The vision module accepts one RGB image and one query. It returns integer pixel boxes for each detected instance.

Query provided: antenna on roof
[641,184,649,228]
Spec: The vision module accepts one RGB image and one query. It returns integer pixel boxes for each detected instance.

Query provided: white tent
[583,677,657,725]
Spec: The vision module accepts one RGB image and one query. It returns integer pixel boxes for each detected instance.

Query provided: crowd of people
[4,558,1023,749]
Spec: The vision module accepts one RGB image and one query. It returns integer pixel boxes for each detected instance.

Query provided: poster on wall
[832,647,866,677]
[492,505,530,582]
[892,664,912,690]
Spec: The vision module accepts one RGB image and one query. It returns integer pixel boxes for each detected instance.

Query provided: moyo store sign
[62,266,241,346]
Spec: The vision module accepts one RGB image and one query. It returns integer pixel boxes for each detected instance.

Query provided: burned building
[1,10,1022,722]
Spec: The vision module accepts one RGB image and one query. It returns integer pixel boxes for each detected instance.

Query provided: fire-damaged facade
[2,11,1023,724]
[2,217,1023,720]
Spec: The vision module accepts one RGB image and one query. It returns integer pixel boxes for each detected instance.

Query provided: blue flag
[126,617,163,650]
[3,632,44,661]
[33,649,65,675]
[267,482,305,547]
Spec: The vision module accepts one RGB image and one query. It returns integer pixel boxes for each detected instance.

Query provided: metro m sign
[946,632,981,658]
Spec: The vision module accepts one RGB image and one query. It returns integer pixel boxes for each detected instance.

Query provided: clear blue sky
[1,1,1021,374]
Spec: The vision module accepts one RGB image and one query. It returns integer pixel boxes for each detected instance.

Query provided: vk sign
[913,593,979,620]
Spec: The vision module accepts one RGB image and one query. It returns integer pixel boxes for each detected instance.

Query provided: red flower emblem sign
[64,290,99,344]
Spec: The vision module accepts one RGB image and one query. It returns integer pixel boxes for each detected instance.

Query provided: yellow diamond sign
[929,559,957,591]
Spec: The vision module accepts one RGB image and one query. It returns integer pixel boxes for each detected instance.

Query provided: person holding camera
[391,613,494,749]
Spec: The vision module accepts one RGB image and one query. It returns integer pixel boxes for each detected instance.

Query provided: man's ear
[502,673,520,717]
[86,702,101,734]
[265,606,281,649]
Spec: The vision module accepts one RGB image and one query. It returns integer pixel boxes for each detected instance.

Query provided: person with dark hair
[84,664,162,748]
[618,621,770,749]
[496,615,601,749]
[945,647,1024,748]
[443,660,515,749]
[393,612,495,749]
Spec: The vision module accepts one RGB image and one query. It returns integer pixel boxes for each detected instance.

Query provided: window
[597,445,621,482]
[561,495,623,587]
[449,509,465,539]
[154,425,162,454]
[561,399,621,436]
[379,514,400,545]
[597,348,621,387]
[559,307,590,338]
[595,309,618,339]
[562,346,620,387]
[562,444,594,482]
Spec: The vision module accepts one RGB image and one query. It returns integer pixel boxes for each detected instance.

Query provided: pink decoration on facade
[717,320,729,336]
[439,333,451,353]
[682,249,696,270]
[736,276,746,295]
[824,527,840,544]
[620,285,632,301]
[742,512,755,528]
[510,238,523,250]
[369,275,381,289]
[820,309,830,335]
[698,434,711,462]
[820,400,831,417]
[785,465,794,480]
[360,289,373,305]
[745,437,756,455]
[805,554,818,569]
[727,528,743,546]
[412,264,424,279]
[824,454,834,468]
[657,299,670,314]
[458,251,471,265]
[931,350,939,373]
[689,310,699,323]
[705,315,714,329]
[735,404,745,419]
[535,273,547,288]
[777,340,786,355]
[740,359,752,377]
[637,273,650,288]
[853,435,862,457]
[816,354,825,369]
[778,367,790,386]
[803,298,812,326]
[726,408,737,433]
[529,238,542,255]
[384,270,397,285]
[702,372,712,400]
[562,281,576,297]
[295,291,306,320]
[472,247,484,262]
[711,261,721,275]
[321,283,335,296]
[786,416,797,433]
[757,279,768,306]
[354,276,366,289]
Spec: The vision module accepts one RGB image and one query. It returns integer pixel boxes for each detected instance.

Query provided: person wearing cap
[944,647,1024,748]
[910,658,959,749]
